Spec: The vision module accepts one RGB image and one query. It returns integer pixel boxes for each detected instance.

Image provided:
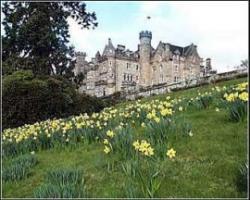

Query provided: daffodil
[103,139,109,145]
[106,130,115,138]
[154,117,160,123]
[166,148,176,159]
[104,146,111,154]
[239,92,248,102]
[133,140,140,150]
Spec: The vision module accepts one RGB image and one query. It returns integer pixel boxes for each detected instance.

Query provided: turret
[139,30,152,87]
[74,52,86,76]
[204,58,212,75]
[102,38,115,57]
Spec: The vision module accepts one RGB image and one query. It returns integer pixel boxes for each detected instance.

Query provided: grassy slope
[3,77,248,198]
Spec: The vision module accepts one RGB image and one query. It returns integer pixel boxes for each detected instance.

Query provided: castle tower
[139,30,152,87]
[74,52,86,76]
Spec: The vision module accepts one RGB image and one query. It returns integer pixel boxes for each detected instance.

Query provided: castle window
[109,61,112,66]
[127,63,129,69]
[174,76,178,82]
[124,74,126,81]
[127,74,129,81]
[130,75,132,81]
[103,89,106,96]
[175,65,178,72]
[136,65,139,70]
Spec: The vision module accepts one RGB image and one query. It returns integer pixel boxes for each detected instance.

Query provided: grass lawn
[2,77,248,198]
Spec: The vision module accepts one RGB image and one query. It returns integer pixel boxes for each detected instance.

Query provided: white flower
[188,131,193,137]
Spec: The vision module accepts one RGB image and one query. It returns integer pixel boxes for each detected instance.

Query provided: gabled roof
[102,38,115,56]
[168,44,185,56]
[153,42,199,57]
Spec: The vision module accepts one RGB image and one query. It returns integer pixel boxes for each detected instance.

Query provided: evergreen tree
[2,2,97,76]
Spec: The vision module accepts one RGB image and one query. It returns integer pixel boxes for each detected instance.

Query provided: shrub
[2,70,105,129]
[2,154,38,182]
[102,91,123,107]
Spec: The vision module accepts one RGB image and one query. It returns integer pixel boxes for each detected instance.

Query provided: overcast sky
[69,1,248,72]
[1,1,248,73]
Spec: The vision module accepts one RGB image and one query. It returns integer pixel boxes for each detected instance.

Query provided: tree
[73,72,85,88]
[240,59,248,69]
[2,2,97,76]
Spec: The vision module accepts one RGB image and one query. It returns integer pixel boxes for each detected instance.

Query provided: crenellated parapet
[139,31,152,39]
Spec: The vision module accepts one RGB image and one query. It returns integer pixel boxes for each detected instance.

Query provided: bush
[2,70,105,129]
[102,91,123,107]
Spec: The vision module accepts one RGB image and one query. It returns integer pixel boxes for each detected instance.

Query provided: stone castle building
[74,30,213,97]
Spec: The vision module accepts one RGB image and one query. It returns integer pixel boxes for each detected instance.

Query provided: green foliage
[137,167,162,198]
[102,91,124,107]
[73,72,85,88]
[145,118,173,144]
[110,126,134,160]
[2,154,38,182]
[2,2,97,76]
[145,116,191,146]
[46,168,84,187]
[122,157,162,198]
[121,160,139,178]
[34,168,87,198]
[2,70,105,129]
[235,163,248,193]
[123,179,143,198]
[227,100,247,122]
[198,95,213,109]
[124,159,162,198]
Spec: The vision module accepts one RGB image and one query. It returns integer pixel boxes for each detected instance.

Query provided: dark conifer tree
[2,2,97,76]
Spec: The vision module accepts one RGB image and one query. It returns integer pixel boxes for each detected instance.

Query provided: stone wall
[115,59,140,92]
[122,69,247,100]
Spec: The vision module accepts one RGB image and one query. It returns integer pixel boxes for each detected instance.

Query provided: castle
[74,31,213,97]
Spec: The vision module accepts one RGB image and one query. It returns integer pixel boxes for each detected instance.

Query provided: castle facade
[74,31,212,97]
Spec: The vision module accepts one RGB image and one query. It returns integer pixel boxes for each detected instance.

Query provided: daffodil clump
[223,82,248,122]
[133,140,154,157]
[102,130,116,154]
[103,138,112,154]
[224,82,248,102]
[3,80,247,157]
